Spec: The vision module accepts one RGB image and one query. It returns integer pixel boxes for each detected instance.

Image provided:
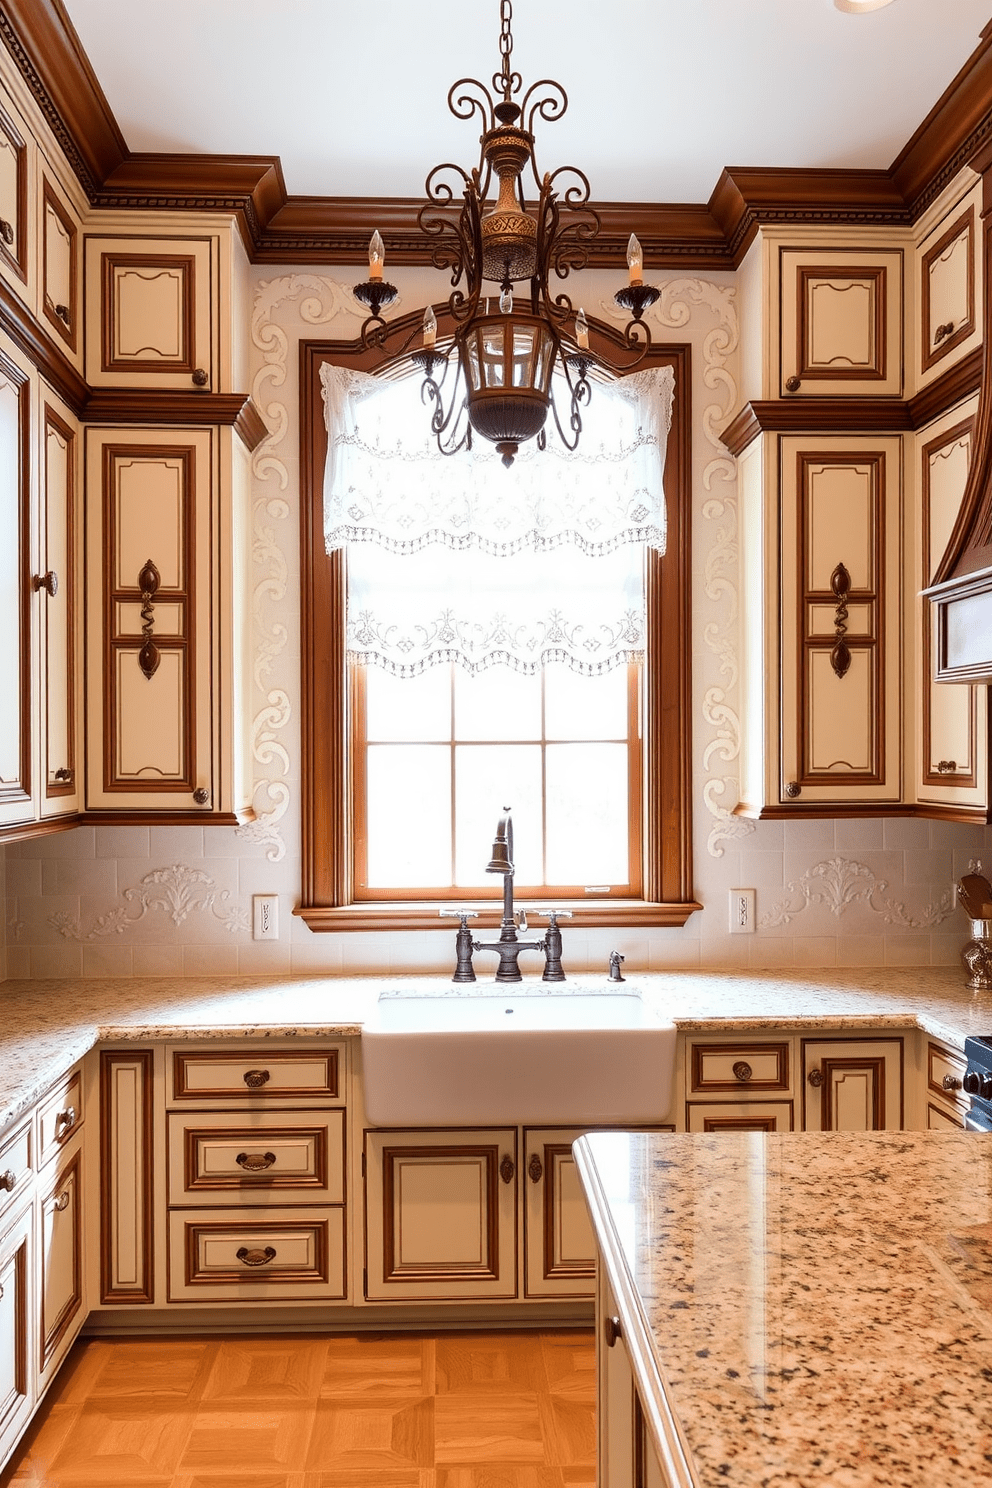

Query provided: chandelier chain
[498,0,513,93]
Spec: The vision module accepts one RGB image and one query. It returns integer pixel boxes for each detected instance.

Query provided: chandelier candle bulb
[368,231,384,281]
[422,306,437,348]
[576,308,589,350]
[627,234,644,286]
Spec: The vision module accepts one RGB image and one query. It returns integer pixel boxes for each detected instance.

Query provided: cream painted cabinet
[0,334,32,831]
[0,1203,33,1470]
[38,384,80,819]
[598,1272,667,1488]
[912,401,989,814]
[916,181,982,385]
[84,235,216,391]
[779,435,902,805]
[778,246,904,398]
[683,1037,795,1131]
[84,423,251,818]
[36,1147,83,1388]
[364,1127,519,1302]
[801,1036,904,1130]
[39,165,80,363]
[924,1039,968,1131]
[523,1128,597,1298]
[0,83,29,300]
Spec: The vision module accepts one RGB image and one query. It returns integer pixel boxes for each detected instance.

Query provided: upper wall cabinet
[779,247,904,398]
[84,236,217,391]
[0,84,29,297]
[916,180,982,388]
[39,166,80,365]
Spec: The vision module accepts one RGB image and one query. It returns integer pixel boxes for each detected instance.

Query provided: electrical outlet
[253,894,279,940]
[729,888,756,934]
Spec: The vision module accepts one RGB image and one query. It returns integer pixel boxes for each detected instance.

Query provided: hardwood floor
[1,1331,596,1488]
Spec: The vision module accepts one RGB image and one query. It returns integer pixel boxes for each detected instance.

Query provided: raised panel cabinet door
[40,174,78,356]
[0,339,32,830]
[779,436,902,804]
[0,89,28,293]
[779,248,903,397]
[38,393,78,818]
[37,1149,83,1385]
[0,1205,33,1474]
[84,236,214,389]
[915,409,987,811]
[919,191,981,380]
[801,1038,903,1131]
[364,1128,518,1301]
[523,1130,596,1298]
[84,427,215,812]
[100,1049,155,1305]
[598,1270,635,1488]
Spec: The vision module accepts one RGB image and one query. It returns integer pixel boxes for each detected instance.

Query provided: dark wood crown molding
[2,0,992,268]
[83,390,268,450]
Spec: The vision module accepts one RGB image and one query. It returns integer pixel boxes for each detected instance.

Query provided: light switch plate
[729,888,755,934]
[253,894,279,940]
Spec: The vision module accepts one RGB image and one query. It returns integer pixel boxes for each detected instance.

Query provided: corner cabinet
[83,424,251,819]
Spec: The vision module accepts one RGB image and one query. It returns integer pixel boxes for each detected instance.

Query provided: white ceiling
[63,0,992,203]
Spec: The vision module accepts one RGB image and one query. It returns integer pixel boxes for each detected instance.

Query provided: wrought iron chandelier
[352,0,659,467]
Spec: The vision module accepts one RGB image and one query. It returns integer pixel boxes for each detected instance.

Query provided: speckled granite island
[574,1127,992,1488]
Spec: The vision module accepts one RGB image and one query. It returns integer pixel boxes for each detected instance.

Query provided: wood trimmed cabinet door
[84,236,215,390]
[0,334,32,831]
[801,1037,903,1131]
[913,403,989,815]
[917,186,981,384]
[523,1128,597,1299]
[778,247,904,398]
[84,424,250,818]
[36,1146,83,1389]
[38,388,79,820]
[40,170,79,362]
[0,1203,33,1472]
[364,1128,518,1302]
[779,436,902,805]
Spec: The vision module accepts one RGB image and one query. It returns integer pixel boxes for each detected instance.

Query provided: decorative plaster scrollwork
[760,857,956,930]
[48,865,250,940]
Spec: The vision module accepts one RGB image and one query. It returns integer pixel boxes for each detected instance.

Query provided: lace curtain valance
[321,361,673,557]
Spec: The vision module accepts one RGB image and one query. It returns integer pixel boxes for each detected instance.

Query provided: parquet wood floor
[1,1330,596,1488]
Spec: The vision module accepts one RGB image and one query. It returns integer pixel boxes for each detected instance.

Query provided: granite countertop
[575,1128,992,1487]
[2,965,992,1135]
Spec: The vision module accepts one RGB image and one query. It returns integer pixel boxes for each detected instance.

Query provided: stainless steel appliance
[962,1035,992,1130]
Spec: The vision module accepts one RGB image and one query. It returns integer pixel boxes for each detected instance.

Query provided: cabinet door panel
[524,1130,595,1298]
[780,439,901,803]
[364,1128,517,1301]
[780,249,903,397]
[920,201,979,377]
[100,1049,155,1305]
[0,1206,32,1469]
[85,429,214,810]
[0,344,30,828]
[802,1038,903,1131]
[85,236,213,389]
[0,93,27,290]
[38,1151,82,1381]
[40,176,77,354]
[39,399,78,816]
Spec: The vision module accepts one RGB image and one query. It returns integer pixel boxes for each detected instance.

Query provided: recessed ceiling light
[834,0,897,11]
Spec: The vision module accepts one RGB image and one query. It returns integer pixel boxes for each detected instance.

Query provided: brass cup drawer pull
[242,1069,270,1089]
[528,1154,543,1183]
[732,1060,753,1083]
[808,1068,824,1088]
[236,1245,276,1267]
[0,1169,15,1192]
[604,1315,622,1348]
[55,1106,76,1136]
[235,1151,277,1172]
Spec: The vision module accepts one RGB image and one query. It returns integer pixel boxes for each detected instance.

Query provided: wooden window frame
[299,311,698,931]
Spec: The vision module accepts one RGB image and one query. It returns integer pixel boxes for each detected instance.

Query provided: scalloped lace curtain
[321,361,673,677]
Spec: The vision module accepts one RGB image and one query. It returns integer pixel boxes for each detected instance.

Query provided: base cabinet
[801,1037,903,1130]
[37,1146,82,1385]
[0,1204,33,1469]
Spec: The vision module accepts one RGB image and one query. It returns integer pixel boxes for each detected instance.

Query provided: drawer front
[37,1069,83,1167]
[688,1042,791,1094]
[686,1100,794,1133]
[167,1207,345,1302]
[927,1100,965,1131]
[0,1119,31,1220]
[171,1048,342,1103]
[168,1110,345,1205]
[927,1041,967,1111]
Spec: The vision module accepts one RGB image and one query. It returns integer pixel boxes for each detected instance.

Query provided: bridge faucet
[473,809,548,983]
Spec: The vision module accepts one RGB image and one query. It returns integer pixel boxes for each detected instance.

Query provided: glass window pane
[365,665,451,742]
[365,744,451,888]
[454,667,541,741]
[545,664,630,741]
[545,743,629,885]
[455,744,542,887]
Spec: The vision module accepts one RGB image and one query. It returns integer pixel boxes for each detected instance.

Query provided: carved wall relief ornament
[137,558,161,680]
[759,856,956,930]
[47,864,250,941]
[829,561,852,679]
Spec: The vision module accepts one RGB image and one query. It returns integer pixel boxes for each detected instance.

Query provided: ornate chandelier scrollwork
[352,0,659,466]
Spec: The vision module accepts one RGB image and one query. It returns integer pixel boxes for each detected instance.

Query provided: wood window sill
[297,900,703,933]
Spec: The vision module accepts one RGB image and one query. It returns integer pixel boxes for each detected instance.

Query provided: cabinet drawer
[170,1047,342,1103]
[168,1110,344,1204]
[0,1119,31,1219]
[927,1101,965,1131]
[36,1069,83,1167]
[688,1041,790,1094]
[927,1041,967,1111]
[686,1100,794,1132]
[167,1207,345,1302]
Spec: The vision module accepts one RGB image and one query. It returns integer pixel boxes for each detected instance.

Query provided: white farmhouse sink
[361,991,676,1127]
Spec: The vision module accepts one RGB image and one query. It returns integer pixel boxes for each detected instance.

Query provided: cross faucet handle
[533,908,573,925]
[439,908,479,925]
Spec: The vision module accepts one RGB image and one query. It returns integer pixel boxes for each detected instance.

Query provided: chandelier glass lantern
[352,0,660,467]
